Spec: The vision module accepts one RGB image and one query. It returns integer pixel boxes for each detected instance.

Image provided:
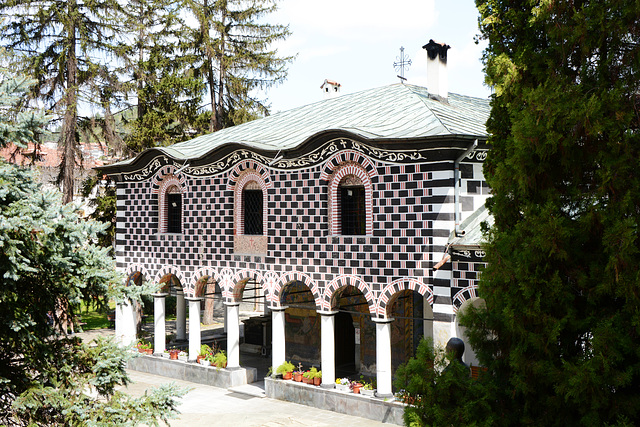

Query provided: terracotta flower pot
[197,355,204,364]
[313,377,321,386]
[169,350,179,360]
[144,348,153,355]
[352,383,362,394]
[283,371,292,380]
[293,372,303,382]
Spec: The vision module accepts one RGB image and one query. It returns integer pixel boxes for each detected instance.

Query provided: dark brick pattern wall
[115,140,488,318]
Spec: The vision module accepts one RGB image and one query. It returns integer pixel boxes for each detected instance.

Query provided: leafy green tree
[0,0,125,203]
[462,1,640,425]
[0,73,185,426]
[395,338,493,427]
[186,0,293,131]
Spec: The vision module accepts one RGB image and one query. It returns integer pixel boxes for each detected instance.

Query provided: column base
[320,383,335,389]
[375,393,395,400]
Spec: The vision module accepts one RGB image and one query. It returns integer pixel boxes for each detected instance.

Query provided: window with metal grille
[167,191,182,233]
[243,189,263,235]
[341,184,365,235]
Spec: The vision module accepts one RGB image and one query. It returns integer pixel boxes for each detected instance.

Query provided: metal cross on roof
[393,46,412,82]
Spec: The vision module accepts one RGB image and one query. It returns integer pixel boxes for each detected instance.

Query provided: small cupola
[422,39,450,101]
[320,79,341,99]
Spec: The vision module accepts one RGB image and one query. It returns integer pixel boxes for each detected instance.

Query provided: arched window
[339,175,365,235]
[166,185,182,233]
[242,181,263,235]
[328,163,373,236]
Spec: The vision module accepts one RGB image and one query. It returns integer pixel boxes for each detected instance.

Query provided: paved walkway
[122,370,391,426]
[77,328,395,426]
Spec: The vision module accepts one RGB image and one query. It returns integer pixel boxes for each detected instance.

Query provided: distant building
[0,140,111,215]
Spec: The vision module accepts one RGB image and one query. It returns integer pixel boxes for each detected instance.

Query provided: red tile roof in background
[0,142,109,169]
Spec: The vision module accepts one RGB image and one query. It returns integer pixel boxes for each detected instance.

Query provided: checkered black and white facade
[111,136,489,348]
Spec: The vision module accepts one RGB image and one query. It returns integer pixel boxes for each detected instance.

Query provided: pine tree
[463,1,640,425]
[122,0,207,152]
[0,72,186,425]
[0,0,125,203]
[186,0,293,131]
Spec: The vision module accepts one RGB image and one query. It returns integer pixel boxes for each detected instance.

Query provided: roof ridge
[403,84,455,135]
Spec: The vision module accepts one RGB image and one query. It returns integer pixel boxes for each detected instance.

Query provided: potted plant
[198,344,212,364]
[276,361,295,380]
[311,368,322,386]
[212,350,227,369]
[302,370,313,384]
[351,381,363,394]
[178,351,188,362]
[136,341,153,355]
[169,348,179,360]
[360,376,376,396]
[293,363,304,382]
[335,377,350,392]
[162,350,170,358]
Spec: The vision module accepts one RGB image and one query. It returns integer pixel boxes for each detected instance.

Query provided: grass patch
[76,300,115,331]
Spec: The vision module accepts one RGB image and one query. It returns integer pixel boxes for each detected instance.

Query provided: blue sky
[264,0,491,113]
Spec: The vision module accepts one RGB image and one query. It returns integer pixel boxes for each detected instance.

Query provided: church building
[101,40,490,397]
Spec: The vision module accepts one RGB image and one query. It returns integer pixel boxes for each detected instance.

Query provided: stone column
[225,302,240,368]
[186,297,202,362]
[176,290,186,341]
[271,306,287,372]
[374,317,394,398]
[152,293,168,354]
[319,310,338,388]
[115,299,137,346]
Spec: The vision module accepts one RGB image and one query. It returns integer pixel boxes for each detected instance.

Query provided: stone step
[228,381,266,398]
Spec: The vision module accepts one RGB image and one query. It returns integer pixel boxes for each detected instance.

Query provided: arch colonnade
[116,264,478,396]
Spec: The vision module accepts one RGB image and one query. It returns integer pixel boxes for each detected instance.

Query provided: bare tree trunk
[202,279,216,325]
[61,3,78,205]
[213,6,226,132]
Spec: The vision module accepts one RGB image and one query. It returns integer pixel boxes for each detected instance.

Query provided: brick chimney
[422,40,450,101]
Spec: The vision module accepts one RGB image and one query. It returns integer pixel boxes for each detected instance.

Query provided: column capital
[151,292,169,298]
[269,305,289,312]
[372,317,395,324]
[224,301,240,307]
[316,310,339,316]
[185,296,202,302]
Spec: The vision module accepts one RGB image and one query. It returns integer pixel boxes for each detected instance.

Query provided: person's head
[446,337,465,361]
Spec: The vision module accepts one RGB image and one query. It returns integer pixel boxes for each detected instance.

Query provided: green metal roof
[111,83,490,167]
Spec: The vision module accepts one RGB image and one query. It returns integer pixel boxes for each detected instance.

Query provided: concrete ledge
[264,377,404,425]
[127,355,257,389]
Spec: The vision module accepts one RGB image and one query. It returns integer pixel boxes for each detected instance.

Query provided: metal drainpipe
[454,139,478,237]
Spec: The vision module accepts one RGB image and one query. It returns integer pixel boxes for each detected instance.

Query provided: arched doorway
[334,311,356,376]
[157,274,185,343]
[331,285,372,377]
[388,289,434,371]
[281,280,320,368]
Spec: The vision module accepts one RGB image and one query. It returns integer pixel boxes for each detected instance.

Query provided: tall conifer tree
[186,0,293,131]
[464,1,640,424]
[122,0,206,151]
[0,0,125,204]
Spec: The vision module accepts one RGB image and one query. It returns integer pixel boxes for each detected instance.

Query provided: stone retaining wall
[127,355,257,389]
[264,378,404,425]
